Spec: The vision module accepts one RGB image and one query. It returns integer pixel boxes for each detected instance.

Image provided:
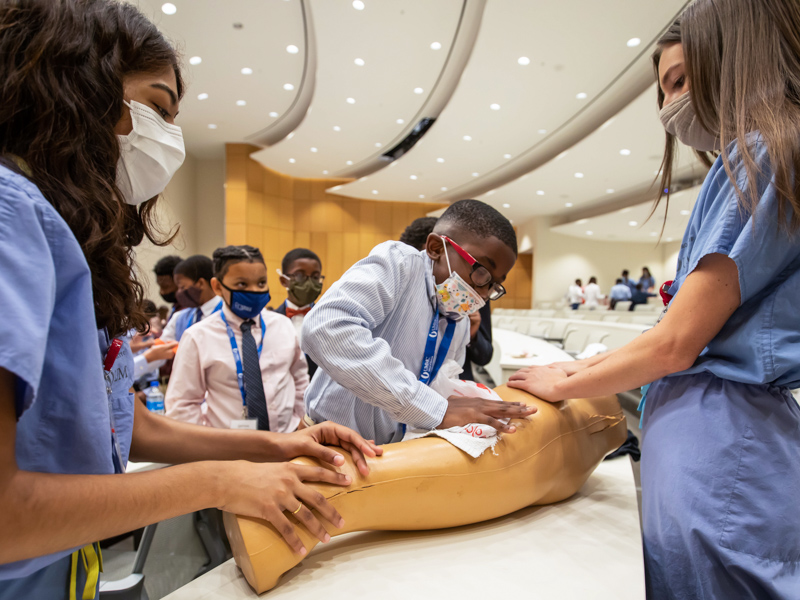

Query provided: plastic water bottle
[145,381,165,415]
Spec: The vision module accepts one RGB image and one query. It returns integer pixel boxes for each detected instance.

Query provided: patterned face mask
[434,237,486,318]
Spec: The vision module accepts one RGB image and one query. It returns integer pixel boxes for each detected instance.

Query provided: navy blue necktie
[240,319,269,431]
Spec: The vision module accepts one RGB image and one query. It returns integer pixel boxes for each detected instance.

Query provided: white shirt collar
[285,299,311,311]
[200,295,222,317]
[220,302,262,330]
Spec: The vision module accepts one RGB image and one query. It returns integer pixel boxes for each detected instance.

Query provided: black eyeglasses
[440,235,506,301]
[285,272,325,284]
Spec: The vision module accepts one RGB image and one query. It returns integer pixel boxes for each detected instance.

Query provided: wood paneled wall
[225,144,533,310]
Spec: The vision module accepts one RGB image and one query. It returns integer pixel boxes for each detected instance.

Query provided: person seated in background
[302,199,535,444]
[639,266,656,293]
[567,278,584,310]
[583,276,604,310]
[161,254,222,343]
[153,254,184,317]
[609,278,632,310]
[399,216,494,382]
[129,300,178,404]
[399,216,439,251]
[629,282,657,311]
[275,248,325,380]
[620,269,636,292]
[166,245,307,431]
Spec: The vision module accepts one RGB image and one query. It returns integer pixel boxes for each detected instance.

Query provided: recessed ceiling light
[666,237,674,242]
[283,83,294,91]
[197,93,209,100]
[503,203,511,208]
[236,100,246,106]
[346,160,353,165]
[650,232,658,236]
[436,157,445,163]
[372,190,379,195]
[472,172,479,177]
[333,125,341,131]
[374,142,382,148]
[586,231,594,236]
[606,188,615,194]
[680,209,691,215]
[487,190,495,196]
[414,87,424,94]
[503,153,512,159]
[287,132,294,139]
[207,124,217,129]
[620,148,631,156]
[538,129,547,134]
[287,45,299,54]
[463,135,472,141]
[289,158,296,163]
[628,221,638,226]
[346,97,355,104]
[396,118,404,124]
[576,218,590,225]
[536,190,545,196]
[441,187,448,192]
[161,3,176,15]
[241,67,253,75]
[189,56,202,66]
[430,41,442,50]
[352,0,365,10]
[574,172,584,178]
[627,37,641,48]
[576,92,588,100]
[565,202,573,207]
[490,103,501,110]
[518,56,531,65]
[621,208,632,213]
[409,175,418,180]
[310,147,318,153]
[322,170,329,175]
[354,58,365,66]
[269,111,278,118]
[419,194,425,199]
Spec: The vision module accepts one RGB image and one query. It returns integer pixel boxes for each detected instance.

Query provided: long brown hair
[655,1,800,231]
[0,0,183,337]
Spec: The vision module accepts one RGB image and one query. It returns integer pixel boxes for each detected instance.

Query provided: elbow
[654,335,699,376]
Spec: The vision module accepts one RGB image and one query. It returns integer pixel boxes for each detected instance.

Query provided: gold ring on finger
[290,504,303,515]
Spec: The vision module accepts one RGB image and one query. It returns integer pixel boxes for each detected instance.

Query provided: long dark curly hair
[0,0,184,337]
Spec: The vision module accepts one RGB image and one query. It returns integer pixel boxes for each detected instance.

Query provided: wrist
[253,431,288,462]
[198,461,231,510]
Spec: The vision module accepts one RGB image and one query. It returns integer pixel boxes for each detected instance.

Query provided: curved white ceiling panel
[337,0,690,204]
[137,0,307,159]
[477,85,708,223]
[250,0,468,178]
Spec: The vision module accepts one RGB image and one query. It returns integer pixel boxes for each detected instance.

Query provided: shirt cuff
[396,386,448,431]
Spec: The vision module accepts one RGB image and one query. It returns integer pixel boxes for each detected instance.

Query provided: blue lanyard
[191,300,223,327]
[418,305,456,386]
[220,311,265,407]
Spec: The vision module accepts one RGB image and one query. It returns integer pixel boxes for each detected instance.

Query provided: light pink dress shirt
[165,304,308,432]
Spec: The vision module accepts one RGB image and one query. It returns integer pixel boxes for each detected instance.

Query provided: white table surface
[164,458,644,600]
[493,327,573,371]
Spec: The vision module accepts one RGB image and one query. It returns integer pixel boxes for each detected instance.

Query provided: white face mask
[434,238,486,319]
[116,100,185,205]
[659,92,721,152]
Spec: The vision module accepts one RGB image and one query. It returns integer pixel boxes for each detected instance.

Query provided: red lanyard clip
[103,338,124,373]
[659,280,675,307]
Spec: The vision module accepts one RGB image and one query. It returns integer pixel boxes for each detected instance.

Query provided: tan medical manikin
[224,386,627,593]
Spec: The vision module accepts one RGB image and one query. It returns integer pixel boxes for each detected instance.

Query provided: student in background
[639,267,656,293]
[609,278,632,310]
[166,245,307,432]
[131,300,178,388]
[398,217,494,383]
[567,279,584,310]
[620,269,636,292]
[583,276,604,310]
[161,255,221,343]
[303,199,536,444]
[153,255,184,316]
[275,249,325,379]
[629,283,656,311]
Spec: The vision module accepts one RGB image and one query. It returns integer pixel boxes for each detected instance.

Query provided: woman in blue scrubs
[509,1,800,598]
[0,2,380,598]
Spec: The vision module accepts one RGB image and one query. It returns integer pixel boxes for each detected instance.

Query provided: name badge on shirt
[230,419,258,430]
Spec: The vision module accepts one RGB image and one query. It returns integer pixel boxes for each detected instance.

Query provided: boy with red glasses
[301,199,535,444]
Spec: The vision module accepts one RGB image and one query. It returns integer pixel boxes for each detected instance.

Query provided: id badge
[230,419,258,430]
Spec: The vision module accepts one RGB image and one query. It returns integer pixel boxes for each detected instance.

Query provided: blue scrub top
[664,137,800,389]
[0,165,135,580]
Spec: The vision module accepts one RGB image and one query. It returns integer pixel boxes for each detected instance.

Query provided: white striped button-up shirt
[302,241,469,444]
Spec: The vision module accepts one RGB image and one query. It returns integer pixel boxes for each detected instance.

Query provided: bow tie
[286,306,311,319]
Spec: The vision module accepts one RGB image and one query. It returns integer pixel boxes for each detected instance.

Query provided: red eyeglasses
[439,235,507,301]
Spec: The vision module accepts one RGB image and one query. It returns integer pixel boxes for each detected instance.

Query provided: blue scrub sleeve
[0,180,56,415]
[680,141,800,305]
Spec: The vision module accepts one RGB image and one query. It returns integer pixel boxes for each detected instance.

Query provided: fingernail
[343,475,352,484]
[300,547,308,556]
[338,518,345,528]
[324,534,331,543]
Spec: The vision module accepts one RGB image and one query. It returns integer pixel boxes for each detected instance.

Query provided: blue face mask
[221,283,271,320]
